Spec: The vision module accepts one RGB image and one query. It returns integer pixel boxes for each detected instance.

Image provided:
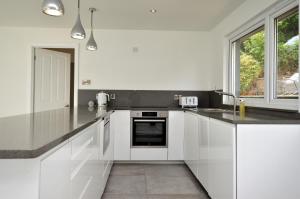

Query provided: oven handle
[133,119,166,122]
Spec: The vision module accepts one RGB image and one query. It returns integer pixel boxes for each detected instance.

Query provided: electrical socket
[174,94,182,100]
[110,93,116,100]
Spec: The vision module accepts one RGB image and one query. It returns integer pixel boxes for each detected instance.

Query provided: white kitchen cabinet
[111,111,131,160]
[70,123,100,199]
[184,112,199,177]
[131,148,168,160]
[237,125,300,199]
[168,111,184,160]
[100,115,114,189]
[0,116,113,199]
[208,119,236,199]
[40,142,71,199]
[197,115,209,191]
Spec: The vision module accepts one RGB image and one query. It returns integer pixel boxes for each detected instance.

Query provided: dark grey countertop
[112,106,300,124]
[183,108,300,124]
[0,107,111,159]
[1,106,299,159]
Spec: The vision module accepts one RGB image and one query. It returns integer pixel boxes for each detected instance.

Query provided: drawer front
[70,124,100,199]
[131,148,168,160]
[71,126,95,159]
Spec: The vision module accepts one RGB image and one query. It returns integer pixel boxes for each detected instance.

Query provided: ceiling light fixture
[86,8,98,51]
[150,9,157,13]
[71,0,86,39]
[42,0,64,16]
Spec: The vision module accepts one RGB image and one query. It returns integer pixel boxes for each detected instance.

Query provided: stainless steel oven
[131,111,168,148]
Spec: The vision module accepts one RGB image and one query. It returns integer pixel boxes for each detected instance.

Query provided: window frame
[225,0,299,110]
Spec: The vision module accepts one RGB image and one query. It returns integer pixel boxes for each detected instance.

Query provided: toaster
[179,96,198,108]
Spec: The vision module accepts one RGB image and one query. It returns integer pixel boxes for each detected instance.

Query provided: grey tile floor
[102,164,210,199]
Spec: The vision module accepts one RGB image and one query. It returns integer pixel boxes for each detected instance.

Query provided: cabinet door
[208,119,236,199]
[40,142,71,199]
[70,124,99,199]
[168,111,184,160]
[237,125,300,199]
[111,111,130,160]
[197,115,209,191]
[184,112,199,177]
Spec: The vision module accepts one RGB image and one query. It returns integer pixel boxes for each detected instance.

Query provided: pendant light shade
[71,0,85,39]
[42,0,64,16]
[86,8,97,51]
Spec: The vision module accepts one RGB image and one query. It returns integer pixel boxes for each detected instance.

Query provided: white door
[34,48,71,112]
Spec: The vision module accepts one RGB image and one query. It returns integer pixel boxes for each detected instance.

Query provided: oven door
[132,118,167,147]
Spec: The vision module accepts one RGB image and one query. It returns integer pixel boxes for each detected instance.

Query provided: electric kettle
[96,92,110,107]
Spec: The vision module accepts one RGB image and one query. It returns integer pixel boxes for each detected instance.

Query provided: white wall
[0,27,213,117]
[210,0,279,89]
[80,30,213,90]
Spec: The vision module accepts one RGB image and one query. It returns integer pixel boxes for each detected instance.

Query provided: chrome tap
[214,89,237,116]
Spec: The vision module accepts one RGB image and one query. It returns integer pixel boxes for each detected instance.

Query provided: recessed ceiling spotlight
[150,9,157,13]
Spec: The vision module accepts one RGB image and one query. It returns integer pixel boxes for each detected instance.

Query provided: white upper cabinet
[208,119,236,199]
[168,111,184,160]
[184,112,199,177]
[111,111,131,160]
[197,115,210,191]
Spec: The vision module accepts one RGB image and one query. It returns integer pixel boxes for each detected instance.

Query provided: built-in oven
[131,111,168,148]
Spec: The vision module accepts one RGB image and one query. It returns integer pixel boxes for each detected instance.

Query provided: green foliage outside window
[239,9,299,97]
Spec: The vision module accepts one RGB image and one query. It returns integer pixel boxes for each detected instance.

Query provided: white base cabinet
[184,111,300,199]
[40,142,71,199]
[111,111,130,160]
[197,115,209,191]
[208,119,235,199]
[184,112,236,199]
[168,111,184,160]
[0,118,113,199]
[184,112,199,177]
[237,125,300,199]
[131,148,168,160]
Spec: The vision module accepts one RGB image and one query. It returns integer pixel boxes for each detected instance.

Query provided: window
[228,0,299,109]
[275,7,299,99]
[232,27,265,98]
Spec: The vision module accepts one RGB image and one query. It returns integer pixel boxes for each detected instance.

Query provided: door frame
[29,44,79,113]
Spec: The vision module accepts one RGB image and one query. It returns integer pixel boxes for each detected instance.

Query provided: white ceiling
[0,0,246,31]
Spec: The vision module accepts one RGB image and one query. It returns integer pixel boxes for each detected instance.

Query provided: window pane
[275,8,299,99]
[233,27,265,98]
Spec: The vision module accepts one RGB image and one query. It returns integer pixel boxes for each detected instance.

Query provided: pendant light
[42,0,64,16]
[71,0,86,39]
[86,8,98,51]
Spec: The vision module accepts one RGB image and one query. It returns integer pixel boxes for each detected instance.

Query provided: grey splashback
[78,90,222,108]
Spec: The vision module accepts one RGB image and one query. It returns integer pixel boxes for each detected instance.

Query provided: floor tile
[105,175,146,194]
[102,193,148,199]
[111,164,145,176]
[103,164,210,199]
[146,175,202,195]
[144,164,193,177]
[146,194,209,199]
